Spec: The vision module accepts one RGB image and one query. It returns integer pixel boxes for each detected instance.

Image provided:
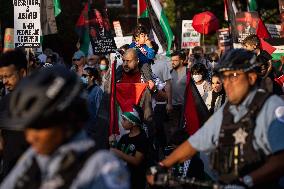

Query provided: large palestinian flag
[183,71,210,135]
[138,0,173,55]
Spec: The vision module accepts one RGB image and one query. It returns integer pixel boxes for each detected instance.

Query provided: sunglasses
[72,58,81,61]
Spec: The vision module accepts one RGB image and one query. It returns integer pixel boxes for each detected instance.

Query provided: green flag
[248,0,257,11]
[53,0,61,17]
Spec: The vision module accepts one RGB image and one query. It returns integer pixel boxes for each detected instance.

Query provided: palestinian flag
[143,0,173,56]
[53,0,62,17]
[116,83,147,112]
[75,2,90,55]
[256,18,270,39]
[138,0,149,18]
[112,83,147,135]
[183,71,210,135]
[248,0,257,11]
[224,0,238,43]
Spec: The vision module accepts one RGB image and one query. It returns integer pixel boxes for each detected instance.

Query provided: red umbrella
[192,11,219,34]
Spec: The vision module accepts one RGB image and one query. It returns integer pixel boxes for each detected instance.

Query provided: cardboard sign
[3,28,14,52]
[113,21,123,37]
[14,0,41,48]
[217,28,232,53]
[89,8,117,54]
[181,20,200,49]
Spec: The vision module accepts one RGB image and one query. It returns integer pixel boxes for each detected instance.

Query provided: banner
[217,28,232,53]
[89,8,117,54]
[3,28,14,52]
[181,20,200,50]
[113,21,123,37]
[265,24,281,38]
[279,0,284,37]
[14,0,41,48]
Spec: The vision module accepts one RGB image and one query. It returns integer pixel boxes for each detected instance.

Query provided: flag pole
[137,0,140,24]
[226,0,238,43]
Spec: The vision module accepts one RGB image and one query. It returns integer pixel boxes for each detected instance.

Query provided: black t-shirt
[116,131,148,189]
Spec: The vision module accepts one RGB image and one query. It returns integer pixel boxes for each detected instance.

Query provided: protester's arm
[161,141,197,167]
[144,42,155,59]
[165,79,173,113]
[110,148,144,166]
[161,107,224,167]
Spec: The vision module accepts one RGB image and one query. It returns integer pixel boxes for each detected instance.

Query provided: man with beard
[0,49,29,181]
[116,49,153,124]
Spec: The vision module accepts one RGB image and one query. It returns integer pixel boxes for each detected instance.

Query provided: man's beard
[124,69,136,75]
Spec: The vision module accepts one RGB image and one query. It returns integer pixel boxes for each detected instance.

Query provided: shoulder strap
[245,90,271,120]
[222,90,271,128]
[56,146,98,189]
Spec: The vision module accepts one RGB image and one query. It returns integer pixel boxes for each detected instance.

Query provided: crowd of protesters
[0,23,284,189]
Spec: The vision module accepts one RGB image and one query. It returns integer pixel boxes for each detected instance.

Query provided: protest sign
[265,24,281,38]
[113,21,123,37]
[114,36,132,49]
[181,20,200,49]
[3,28,14,52]
[89,8,117,54]
[14,0,41,48]
[217,28,232,53]
[235,12,259,43]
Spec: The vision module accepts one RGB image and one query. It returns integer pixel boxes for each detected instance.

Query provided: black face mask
[193,53,201,60]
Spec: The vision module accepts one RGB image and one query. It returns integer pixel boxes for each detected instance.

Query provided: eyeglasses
[82,74,91,78]
[72,58,81,61]
[221,72,244,82]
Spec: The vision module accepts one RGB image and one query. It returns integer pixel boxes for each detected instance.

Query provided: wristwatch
[242,175,254,188]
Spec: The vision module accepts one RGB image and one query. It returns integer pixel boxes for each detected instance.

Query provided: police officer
[148,49,284,188]
[0,66,129,189]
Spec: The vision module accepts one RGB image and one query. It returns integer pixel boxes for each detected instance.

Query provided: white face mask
[192,74,203,82]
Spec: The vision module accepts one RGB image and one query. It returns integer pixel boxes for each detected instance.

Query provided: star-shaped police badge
[233,128,248,145]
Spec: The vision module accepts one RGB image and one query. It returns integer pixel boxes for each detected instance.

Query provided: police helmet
[216,49,260,72]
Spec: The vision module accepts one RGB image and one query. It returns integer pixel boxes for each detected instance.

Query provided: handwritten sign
[89,8,117,54]
[181,20,200,49]
[14,0,41,48]
[113,21,123,37]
